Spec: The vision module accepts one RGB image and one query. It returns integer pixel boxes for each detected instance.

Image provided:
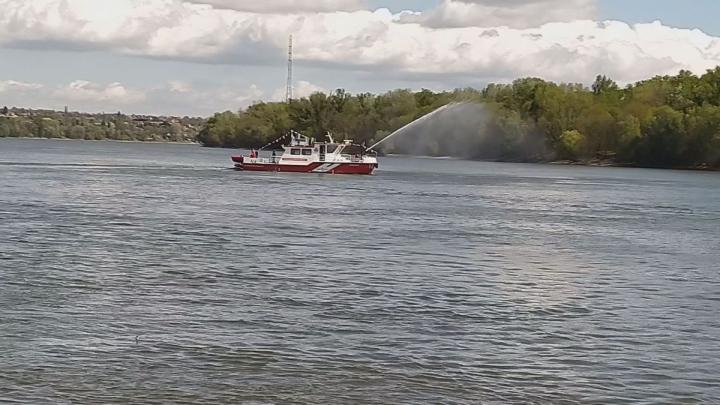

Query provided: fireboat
[231,131,379,175]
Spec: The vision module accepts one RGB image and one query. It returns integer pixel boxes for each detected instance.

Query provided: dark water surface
[1,138,719,404]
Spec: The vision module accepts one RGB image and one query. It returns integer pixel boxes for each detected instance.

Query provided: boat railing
[340,154,361,163]
[343,153,374,163]
[246,157,277,164]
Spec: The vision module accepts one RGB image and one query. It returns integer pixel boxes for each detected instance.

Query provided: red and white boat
[232,131,379,175]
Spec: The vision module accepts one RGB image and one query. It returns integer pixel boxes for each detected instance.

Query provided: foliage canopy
[198,68,720,168]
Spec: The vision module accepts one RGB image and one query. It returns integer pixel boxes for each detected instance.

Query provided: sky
[1,0,719,116]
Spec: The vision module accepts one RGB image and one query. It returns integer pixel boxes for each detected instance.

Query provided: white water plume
[367,102,459,151]
[375,102,547,161]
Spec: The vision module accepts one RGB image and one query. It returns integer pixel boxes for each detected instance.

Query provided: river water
[1,138,719,404]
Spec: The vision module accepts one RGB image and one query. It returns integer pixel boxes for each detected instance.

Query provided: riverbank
[206,144,719,172]
[0,136,199,145]
[549,158,719,171]
[1,108,204,143]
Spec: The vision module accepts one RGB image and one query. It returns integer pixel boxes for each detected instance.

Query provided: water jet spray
[365,102,465,152]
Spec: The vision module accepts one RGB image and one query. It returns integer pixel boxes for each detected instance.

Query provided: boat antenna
[285,34,293,103]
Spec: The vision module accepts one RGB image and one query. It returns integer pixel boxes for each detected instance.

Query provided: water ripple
[1,139,719,404]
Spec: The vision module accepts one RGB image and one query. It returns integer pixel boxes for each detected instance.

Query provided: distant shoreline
[361,152,719,171]
[4,137,717,171]
[0,136,199,145]
[549,159,719,172]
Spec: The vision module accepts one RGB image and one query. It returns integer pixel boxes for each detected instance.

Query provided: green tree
[635,106,686,166]
[556,130,586,160]
[592,75,619,96]
[685,105,720,165]
[195,67,720,169]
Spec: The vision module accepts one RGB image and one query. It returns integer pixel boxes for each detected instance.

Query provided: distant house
[131,115,169,127]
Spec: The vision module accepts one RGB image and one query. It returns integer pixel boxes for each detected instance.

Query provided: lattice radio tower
[285,35,293,103]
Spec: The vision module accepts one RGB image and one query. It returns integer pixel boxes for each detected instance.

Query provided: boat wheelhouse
[231,131,378,175]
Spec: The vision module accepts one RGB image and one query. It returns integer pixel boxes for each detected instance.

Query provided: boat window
[302,148,313,155]
[326,144,338,153]
[290,148,301,155]
[341,144,364,155]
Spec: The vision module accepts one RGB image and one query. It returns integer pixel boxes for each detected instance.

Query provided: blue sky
[371,0,720,35]
[601,0,719,35]
[1,0,719,116]
[368,0,439,12]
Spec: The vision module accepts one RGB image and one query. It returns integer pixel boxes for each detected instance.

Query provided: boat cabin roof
[285,131,364,151]
[282,143,367,155]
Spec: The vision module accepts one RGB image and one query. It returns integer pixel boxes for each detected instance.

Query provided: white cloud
[229,83,264,104]
[53,80,146,104]
[288,15,720,85]
[185,0,363,13]
[398,0,597,29]
[0,77,267,115]
[0,80,43,93]
[159,81,265,113]
[272,80,327,101]
[294,80,327,98]
[149,82,268,114]
[1,0,720,109]
[168,80,193,93]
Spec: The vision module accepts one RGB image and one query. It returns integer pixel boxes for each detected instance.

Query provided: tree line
[199,68,720,169]
[0,109,203,143]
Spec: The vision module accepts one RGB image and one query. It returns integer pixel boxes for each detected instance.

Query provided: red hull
[231,156,376,175]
